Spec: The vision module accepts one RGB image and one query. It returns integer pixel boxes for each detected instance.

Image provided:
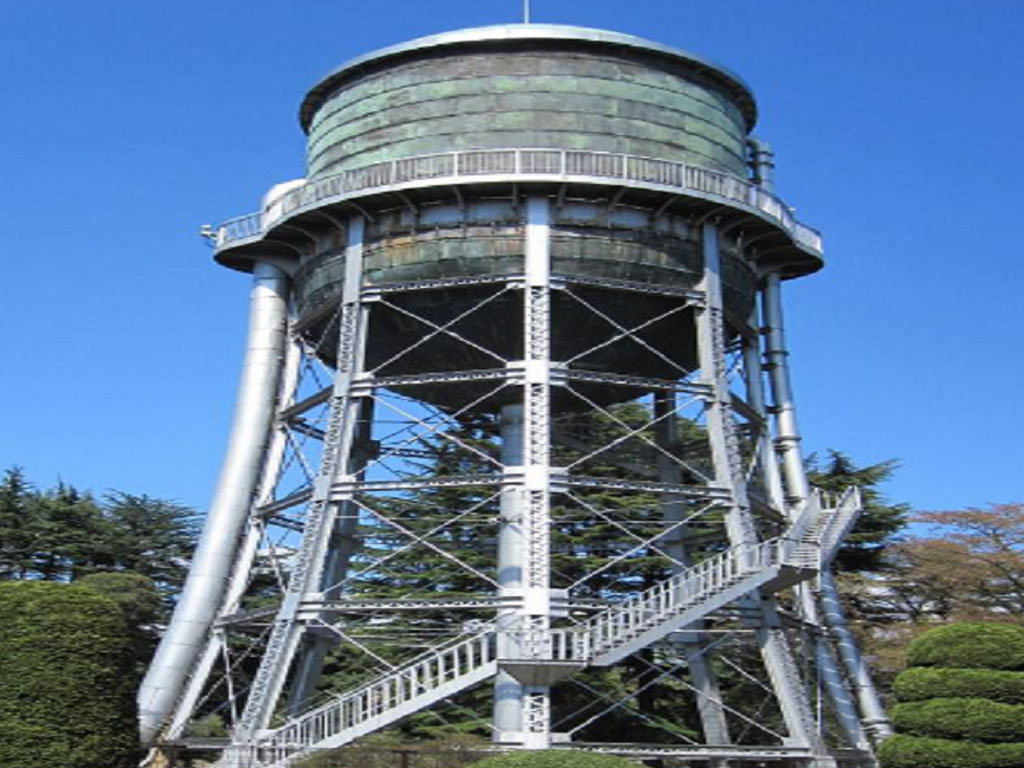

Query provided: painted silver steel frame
[143,197,888,767]
[144,28,890,768]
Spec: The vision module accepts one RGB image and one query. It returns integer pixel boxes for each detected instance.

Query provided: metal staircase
[237,633,497,767]
[818,487,863,564]
[221,490,855,766]
[566,536,817,668]
[785,487,862,568]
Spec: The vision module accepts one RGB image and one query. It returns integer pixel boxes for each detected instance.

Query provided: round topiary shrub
[890,697,1024,743]
[878,734,1024,768]
[468,750,642,768]
[905,623,1024,670]
[882,623,1024,768]
[893,667,1024,705]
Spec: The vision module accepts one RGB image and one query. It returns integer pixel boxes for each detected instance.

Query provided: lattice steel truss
[139,186,891,768]
[137,26,888,768]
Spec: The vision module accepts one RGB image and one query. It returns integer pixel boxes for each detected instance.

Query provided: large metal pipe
[741,303,786,513]
[819,571,893,742]
[747,137,775,193]
[761,273,811,506]
[138,261,290,743]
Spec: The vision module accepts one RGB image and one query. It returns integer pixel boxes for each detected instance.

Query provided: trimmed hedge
[891,697,1024,743]
[0,581,139,768]
[906,624,1024,670]
[894,667,1024,705]
[878,735,1024,768]
[468,751,642,768]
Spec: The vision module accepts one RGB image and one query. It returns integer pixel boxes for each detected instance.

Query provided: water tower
[139,25,891,767]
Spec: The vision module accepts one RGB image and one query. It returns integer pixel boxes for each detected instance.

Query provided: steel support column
[288,395,375,716]
[490,195,558,748]
[494,403,527,739]
[234,215,370,740]
[698,224,829,764]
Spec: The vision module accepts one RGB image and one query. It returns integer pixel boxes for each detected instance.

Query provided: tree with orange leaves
[888,504,1024,622]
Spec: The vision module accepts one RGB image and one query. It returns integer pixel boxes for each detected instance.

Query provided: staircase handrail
[260,630,494,744]
[571,539,782,655]
[783,489,825,547]
[818,486,862,564]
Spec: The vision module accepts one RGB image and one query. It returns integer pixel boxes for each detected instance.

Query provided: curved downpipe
[138,261,290,743]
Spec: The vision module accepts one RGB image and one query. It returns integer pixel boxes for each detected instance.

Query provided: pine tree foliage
[805,450,908,572]
[0,467,198,606]
[313,401,790,746]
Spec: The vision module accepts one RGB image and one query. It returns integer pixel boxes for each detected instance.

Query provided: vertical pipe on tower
[165,332,303,740]
[741,303,786,513]
[139,260,290,742]
[762,273,811,507]
[748,138,776,193]
[819,571,893,742]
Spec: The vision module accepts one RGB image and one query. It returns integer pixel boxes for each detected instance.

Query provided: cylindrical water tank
[300,26,755,179]
[215,26,817,409]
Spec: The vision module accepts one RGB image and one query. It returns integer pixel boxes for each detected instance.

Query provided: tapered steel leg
[234,216,369,739]
[698,224,832,764]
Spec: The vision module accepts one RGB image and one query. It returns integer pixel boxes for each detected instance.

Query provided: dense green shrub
[468,750,642,768]
[891,698,1024,743]
[879,735,1024,768]
[894,667,1024,704]
[905,623,1024,670]
[0,581,139,768]
[882,624,1024,768]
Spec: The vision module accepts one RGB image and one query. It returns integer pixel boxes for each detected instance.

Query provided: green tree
[0,580,140,768]
[0,467,35,579]
[0,468,198,612]
[314,417,908,750]
[31,483,108,580]
[846,503,1024,685]
[806,450,909,573]
[319,405,720,745]
[99,491,198,601]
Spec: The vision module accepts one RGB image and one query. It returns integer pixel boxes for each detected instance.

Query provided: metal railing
[496,539,792,666]
[577,539,785,660]
[230,530,831,766]
[215,148,822,253]
[255,632,495,765]
[818,486,862,563]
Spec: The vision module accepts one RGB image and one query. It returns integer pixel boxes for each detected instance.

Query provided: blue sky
[1,0,1021,514]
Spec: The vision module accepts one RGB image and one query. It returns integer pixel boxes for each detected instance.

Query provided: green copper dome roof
[299,24,757,132]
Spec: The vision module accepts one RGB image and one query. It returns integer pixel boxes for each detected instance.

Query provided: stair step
[241,524,846,767]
